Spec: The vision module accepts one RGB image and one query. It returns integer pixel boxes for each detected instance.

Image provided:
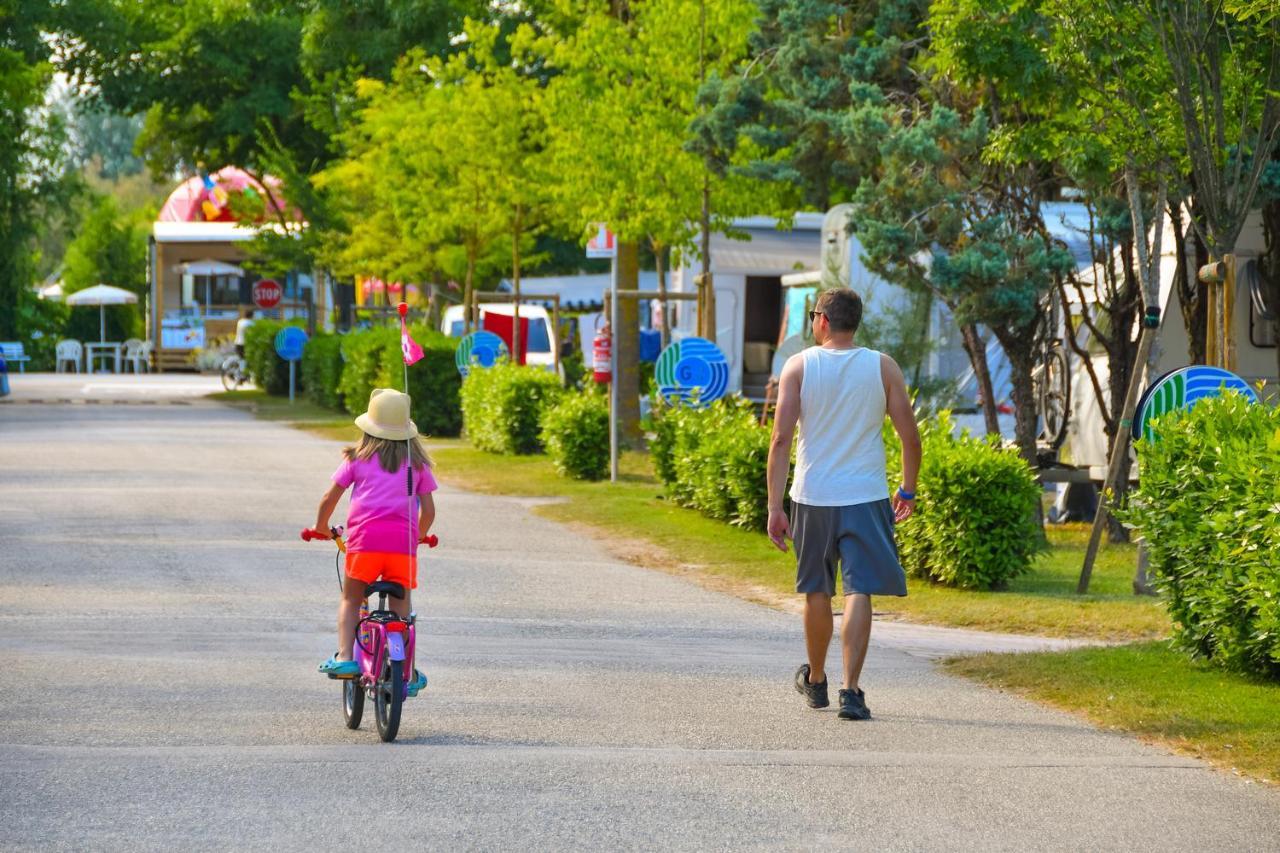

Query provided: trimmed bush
[885,412,1043,589]
[650,397,772,531]
[339,327,396,415]
[397,328,463,438]
[540,390,610,480]
[1118,393,1280,679]
[461,362,564,454]
[302,333,344,411]
[244,319,306,396]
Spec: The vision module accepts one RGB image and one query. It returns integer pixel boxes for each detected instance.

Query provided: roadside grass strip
[424,442,1167,641]
[944,642,1280,785]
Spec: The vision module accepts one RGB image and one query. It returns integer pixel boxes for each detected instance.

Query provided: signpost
[274,326,308,403]
[253,278,283,310]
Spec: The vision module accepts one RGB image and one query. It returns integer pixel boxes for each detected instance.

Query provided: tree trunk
[1104,243,1141,544]
[1261,197,1280,382]
[463,244,476,335]
[616,240,643,445]
[1173,200,1209,364]
[655,240,669,349]
[959,321,1000,436]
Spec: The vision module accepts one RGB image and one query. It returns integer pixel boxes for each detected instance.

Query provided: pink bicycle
[301,525,438,742]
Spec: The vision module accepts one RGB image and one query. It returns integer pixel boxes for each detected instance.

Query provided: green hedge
[1118,393,1280,679]
[302,333,344,411]
[540,390,609,480]
[401,328,463,437]
[461,362,564,454]
[339,327,396,414]
[651,397,772,531]
[243,319,306,396]
[886,412,1043,590]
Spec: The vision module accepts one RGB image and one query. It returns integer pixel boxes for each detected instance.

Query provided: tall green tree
[1,0,79,338]
[543,0,761,441]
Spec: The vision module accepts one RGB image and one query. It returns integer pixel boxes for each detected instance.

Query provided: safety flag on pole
[398,302,424,365]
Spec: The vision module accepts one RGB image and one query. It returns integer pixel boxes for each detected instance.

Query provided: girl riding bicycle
[312,388,437,694]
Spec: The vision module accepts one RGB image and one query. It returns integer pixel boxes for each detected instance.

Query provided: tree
[60,195,149,341]
[1,0,79,338]
[543,0,761,443]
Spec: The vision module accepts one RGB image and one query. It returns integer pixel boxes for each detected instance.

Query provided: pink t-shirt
[333,457,439,555]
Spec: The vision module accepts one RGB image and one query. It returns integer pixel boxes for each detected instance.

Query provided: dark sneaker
[837,688,871,720]
[794,664,829,708]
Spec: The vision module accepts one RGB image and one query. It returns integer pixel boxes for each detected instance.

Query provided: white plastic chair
[122,338,148,374]
[55,339,83,373]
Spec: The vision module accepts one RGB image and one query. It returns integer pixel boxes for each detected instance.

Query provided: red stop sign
[253,279,282,308]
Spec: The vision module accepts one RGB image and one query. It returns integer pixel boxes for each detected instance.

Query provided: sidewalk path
[1,398,1276,850]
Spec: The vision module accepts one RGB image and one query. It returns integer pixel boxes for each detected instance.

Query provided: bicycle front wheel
[220,363,241,392]
[374,657,404,742]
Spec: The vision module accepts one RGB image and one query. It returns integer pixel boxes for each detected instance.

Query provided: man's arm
[766,355,803,551]
[882,354,921,522]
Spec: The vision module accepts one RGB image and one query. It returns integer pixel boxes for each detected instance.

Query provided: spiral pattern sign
[455,330,509,377]
[655,337,729,407]
[1132,365,1257,443]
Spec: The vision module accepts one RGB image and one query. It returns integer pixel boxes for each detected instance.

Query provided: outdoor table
[86,342,123,373]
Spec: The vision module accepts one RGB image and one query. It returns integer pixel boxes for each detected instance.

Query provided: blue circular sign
[274,327,309,361]
[1133,365,1258,443]
[455,330,509,377]
[655,337,729,407]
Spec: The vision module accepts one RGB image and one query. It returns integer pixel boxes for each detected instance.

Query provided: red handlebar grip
[421,534,438,548]
[301,528,325,542]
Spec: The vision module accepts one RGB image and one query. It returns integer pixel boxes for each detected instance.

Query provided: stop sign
[253,278,282,308]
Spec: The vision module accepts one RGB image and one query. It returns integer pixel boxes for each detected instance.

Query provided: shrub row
[460,362,564,454]
[885,412,1043,590]
[1119,392,1280,680]
[252,321,463,437]
[541,389,610,480]
[651,397,772,531]
[651,401,1043,585]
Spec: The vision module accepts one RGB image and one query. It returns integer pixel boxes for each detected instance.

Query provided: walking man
[766,288,921,720]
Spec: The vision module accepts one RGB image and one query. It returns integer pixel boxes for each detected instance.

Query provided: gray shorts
[791,500,907,597]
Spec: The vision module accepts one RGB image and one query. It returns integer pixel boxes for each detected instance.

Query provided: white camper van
[440,303,559,372]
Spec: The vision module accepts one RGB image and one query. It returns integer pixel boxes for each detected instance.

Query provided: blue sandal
[406,669,428,697]
[319,655,360,677]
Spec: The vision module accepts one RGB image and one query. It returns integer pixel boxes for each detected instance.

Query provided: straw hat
[354,388,419,441]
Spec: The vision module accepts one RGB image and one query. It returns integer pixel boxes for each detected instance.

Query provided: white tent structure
[65,284,139,343]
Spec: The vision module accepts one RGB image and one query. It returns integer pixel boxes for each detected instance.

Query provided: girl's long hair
[343,433,432,473]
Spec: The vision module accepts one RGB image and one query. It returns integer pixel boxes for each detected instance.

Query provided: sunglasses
[808,310,825,322]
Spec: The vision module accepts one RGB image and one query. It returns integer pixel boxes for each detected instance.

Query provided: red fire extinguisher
[592,321,612,384]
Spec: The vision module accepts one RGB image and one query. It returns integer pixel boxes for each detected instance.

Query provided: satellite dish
[1133,365,1257,443]
[771,334,809,379]
[655,337,729,407]
[455,330,509,377]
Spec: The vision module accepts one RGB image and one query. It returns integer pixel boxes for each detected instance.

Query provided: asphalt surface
[2,378,1278,851]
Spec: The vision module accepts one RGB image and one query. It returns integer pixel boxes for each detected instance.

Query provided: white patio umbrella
[65,284,139,343]
[177,259,245,276]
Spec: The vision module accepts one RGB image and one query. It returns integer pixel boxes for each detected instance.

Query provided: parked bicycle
[301,524,439,742]
[220,353,249,391]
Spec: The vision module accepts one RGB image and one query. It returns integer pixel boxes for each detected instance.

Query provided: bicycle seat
[365,581,406,600]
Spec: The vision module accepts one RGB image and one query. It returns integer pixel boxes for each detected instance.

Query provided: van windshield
[449,316,551,354]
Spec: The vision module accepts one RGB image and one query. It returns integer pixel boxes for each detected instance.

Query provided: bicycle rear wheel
[374,657,404,742]
[343,678,364,730]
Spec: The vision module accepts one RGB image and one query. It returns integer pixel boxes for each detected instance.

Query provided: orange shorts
[345,551,417,590]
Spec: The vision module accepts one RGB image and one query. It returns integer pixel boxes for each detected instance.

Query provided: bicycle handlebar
[301,528,438,548]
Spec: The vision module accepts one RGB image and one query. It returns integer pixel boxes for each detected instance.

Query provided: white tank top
[790,346,889,507]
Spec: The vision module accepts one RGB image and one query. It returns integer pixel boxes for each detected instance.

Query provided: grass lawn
[945,642,1280,785]
[423,442,1166,641]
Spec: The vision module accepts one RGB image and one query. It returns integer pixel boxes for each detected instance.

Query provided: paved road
[2,384,1278,851]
